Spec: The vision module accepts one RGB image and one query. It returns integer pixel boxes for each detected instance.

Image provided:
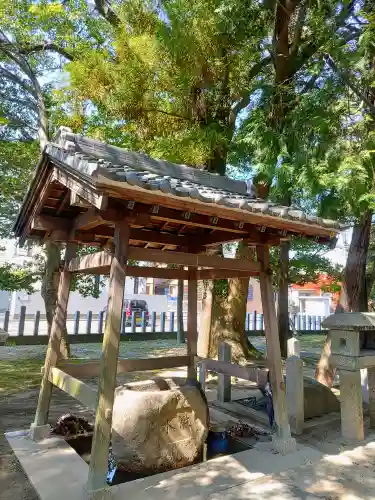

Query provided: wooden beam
[129,228,192,247]
[70,191,93,208]
[73,210,105,231]
[187,267,198,379]
[127,247,262,271]
[58,355,192,378]
[33,243,76,427]
[257,245,294,444]
[196,268,258,280]
[127,266,188,279]
[68,251,112,273]
[88,220,129,491]
[49,367,97,409]
[201,359,269,383]
[52,167,107,210]
[31,215,72,233]
[68,247,261,273]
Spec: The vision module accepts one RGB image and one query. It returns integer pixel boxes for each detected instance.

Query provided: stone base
[86,487,113,500]
[29,423,51,441]
[272,436,297,455]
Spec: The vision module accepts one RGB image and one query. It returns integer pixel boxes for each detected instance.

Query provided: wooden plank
[129,228,192,247]
[127,266,188,279]
[33,243,76,427]
[70,191,93,208]
[31,215,72,233]
[73,210,104,231]
[88,219,129,492]
[256,245,293,442]
[68,251,112,273]
[127,247,262,271]
[196,268,259,280]
[187,267,198,379]
[68,248,261,273]
[52,167,107,210]
[49,367,97,409]
[201,358,269,384]
[58,355,192,378]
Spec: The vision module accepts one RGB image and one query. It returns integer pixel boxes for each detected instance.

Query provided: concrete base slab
[6,429,322,500]
[29,423,51,441]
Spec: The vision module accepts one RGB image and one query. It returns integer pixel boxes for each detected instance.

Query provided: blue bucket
[207,426,228,455]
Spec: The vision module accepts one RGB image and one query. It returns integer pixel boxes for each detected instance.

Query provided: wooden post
[151,311,156,333]
[131,311,136,333]
[187,267,198,379]
[31,243,76,438]
[160,311,166,333]
[169,311,175,332]
[3,310,9,332]
[33,311,40,337]
[18,305,26,336]
[98,311,104,335]
[87,220,130,493]
[256,245,296,454]
[141,311,147,333]
[73,311,80,335]
[86,311,92,334]
[217,342,232,402]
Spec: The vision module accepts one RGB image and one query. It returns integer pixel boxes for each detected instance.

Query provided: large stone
[303,377,340,419]
[111,378,209,473]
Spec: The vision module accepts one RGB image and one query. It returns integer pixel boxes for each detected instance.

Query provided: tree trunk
[177,278,184,339]
[278,240,291,358]
[198,243,259,362]
[41,241,70,359]
[315,210,373,385]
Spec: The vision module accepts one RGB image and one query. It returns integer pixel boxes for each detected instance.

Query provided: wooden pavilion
[14,127,340,497]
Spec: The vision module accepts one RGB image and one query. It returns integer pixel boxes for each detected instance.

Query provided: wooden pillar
[187,267,198,379]
[31,243,76,438]
[256,245,296,454]
[87,220,130,493]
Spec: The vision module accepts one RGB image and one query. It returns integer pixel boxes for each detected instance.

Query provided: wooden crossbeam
[58,355,192,378]
[74,210,105,231]
[127,247,261,271]
[196,268,258,279]
[201,358,269,382]
[68,248,261,273]
[31,215,72,233]
[49,367,97,409]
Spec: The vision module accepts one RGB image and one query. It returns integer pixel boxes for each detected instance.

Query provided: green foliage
[0,262,39,293]
[0,141,38,236]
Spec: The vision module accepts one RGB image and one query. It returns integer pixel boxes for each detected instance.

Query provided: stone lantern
[322,313,375,440]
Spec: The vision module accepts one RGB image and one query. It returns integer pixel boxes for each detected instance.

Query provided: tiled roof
[44,129,340,233]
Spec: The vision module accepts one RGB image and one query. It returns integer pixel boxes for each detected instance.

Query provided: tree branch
[139,107,191,121]
[0,67,36,97]
[94,0,121,27]
[324,54,375,118]
[230,56,272,119]
[18,43,74,61]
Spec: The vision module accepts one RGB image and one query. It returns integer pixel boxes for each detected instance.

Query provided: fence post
[160,312,166,333]
[18,305,26,336]
[169,311,174,332]
[131,311,136,333]
[33,311,40,337]
[3,310,9,332]
[98,311,105,334]
[254,311,257,330]
[307,315,312,331]
[217,342,231,402]
[86,311,92,334]
[151,311,156,333]
[121,311,126,334]
[73,311,80,335]
[260,313,264,332]
[302,314,307,331]
[312,315,317,331]
[245,312,250,332]
[141,311,147,333]
[297,314,301,331]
